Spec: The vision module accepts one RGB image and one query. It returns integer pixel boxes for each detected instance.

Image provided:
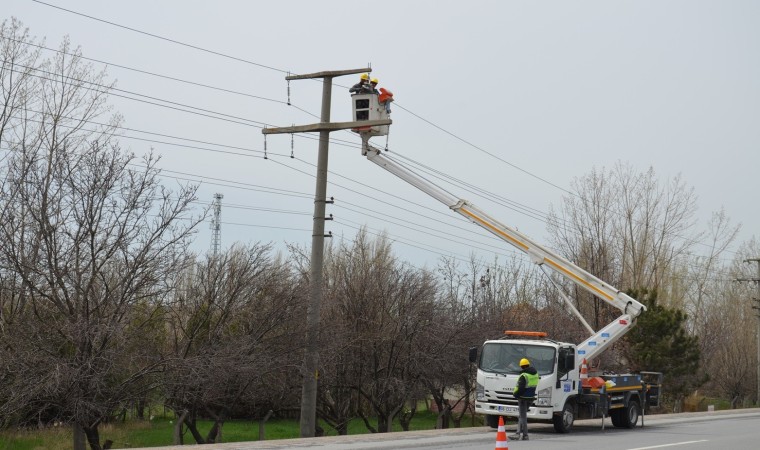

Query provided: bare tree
[317,229,437,433]
[163,244,302,444]
[613,164,700,293]
[0,22,202,450]
[702,238,760,406]
[549,163,700,292]
[547,163,701,338]
[677,209,739,331]
[544,162,752,407]
[547,166,619,330]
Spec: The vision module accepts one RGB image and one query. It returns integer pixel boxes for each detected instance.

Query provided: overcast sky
[4,0,759,273]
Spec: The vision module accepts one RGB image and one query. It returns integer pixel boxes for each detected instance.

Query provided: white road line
[628,440,709,450]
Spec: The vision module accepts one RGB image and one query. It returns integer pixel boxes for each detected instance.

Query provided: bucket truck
[350,98,662,431]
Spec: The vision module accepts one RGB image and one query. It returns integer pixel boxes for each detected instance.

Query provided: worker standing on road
[511,358,539,441]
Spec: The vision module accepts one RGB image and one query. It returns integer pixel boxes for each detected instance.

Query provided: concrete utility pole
[736,258,760,405]
[262,67,390,438]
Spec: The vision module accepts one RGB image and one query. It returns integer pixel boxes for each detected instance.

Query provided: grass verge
[0,410,482,449]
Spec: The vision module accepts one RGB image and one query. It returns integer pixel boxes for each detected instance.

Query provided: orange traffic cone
[580,358,589,386]
[495,415,509,449]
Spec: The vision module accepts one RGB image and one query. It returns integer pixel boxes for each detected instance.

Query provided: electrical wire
[5,97,741,268]
[4,17,735,264]
[31,0,290,74]
[26,0,745,260]
[0,34,294,107]
[4,105,741,271]
[5,64,363,150]
[0,141,741,282]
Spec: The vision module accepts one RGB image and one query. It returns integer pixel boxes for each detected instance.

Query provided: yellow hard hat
[520,358,530,367]
[371,78,379,84]
[360,73,369,80]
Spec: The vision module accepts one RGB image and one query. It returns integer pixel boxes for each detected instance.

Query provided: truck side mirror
[468,346,478,364]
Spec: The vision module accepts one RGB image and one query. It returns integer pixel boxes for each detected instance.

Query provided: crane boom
[363,142,645,361]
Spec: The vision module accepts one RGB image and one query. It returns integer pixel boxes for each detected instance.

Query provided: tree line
[1,19,757,450]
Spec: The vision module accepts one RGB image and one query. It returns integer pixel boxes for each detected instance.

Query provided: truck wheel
[553,402,574,433]
[610,409,623,427]
[620,401,640,428]
[486,414,500,429]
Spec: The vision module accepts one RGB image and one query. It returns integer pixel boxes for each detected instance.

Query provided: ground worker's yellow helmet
[360,73,370,80]
[371,78,379,84]
[520,358,530,367]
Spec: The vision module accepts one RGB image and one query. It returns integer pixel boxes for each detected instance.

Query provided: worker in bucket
[349,73,372,94]
[369,77,393,114]
[511,358,539,441]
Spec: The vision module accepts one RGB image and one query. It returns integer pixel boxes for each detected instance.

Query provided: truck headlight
[476,382,485,401]
[535,387,552,407]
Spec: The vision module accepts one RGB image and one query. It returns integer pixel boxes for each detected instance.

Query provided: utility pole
[210,193,223,256]
[736,258,760,405]
[262,67,390,438]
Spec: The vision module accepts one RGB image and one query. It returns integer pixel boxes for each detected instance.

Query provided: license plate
[497,406,518,413]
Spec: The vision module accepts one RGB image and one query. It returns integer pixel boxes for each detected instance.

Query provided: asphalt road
[129,408,760,450]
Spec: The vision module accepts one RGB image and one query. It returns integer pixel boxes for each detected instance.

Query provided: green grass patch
[0,410,481,449]
[700,397,732,410]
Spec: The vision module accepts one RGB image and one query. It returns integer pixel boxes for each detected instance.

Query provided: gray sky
[4,0,759,272]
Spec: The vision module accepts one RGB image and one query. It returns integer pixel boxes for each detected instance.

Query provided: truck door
[557,347,575,390]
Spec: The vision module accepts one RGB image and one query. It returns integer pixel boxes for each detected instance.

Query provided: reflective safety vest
[515,371,539,399]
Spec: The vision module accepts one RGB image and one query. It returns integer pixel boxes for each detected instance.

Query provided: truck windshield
[480,343,556,376]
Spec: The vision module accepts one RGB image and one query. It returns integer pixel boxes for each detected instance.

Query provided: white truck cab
[474,337,571,425]
[470,332,661,432]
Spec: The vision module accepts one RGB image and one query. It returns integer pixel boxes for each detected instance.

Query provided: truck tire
[620,401,640,428]
[553,402,574,433]
[610,408,623,427]
[486,414,500,429]
[622,400,641,428]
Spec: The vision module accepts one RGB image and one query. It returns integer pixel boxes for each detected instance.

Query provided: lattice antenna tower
[210,193,223,256]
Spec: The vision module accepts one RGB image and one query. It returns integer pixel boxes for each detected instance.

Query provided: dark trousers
[516,398,531,437]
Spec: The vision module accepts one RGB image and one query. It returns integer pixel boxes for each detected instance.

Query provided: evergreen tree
[623,289,704,399]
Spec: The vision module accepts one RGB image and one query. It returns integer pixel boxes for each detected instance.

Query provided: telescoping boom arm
[363,143,645,361]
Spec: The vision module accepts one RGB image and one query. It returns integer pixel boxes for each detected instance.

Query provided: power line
[17,2,595,217]
[220,222,312,232]
[26,0,583,198]
[29,0,741,263]
[7,63,270,127]
[7,96,742,266]
[5,104,551,250]
[31,0,290,74]
[146,155,524,259]
[280,155,743,273]
[334,219,479,263]
[148,167,313,200]
[335,202,524,259]
[384,151,551,223]
[7,64,363,150]
[0,33,321,120]
[3,37,743,261]
[392,102,573,196]
[0,142,741,282]
[190,200,309,216]
[393,150,552,222]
